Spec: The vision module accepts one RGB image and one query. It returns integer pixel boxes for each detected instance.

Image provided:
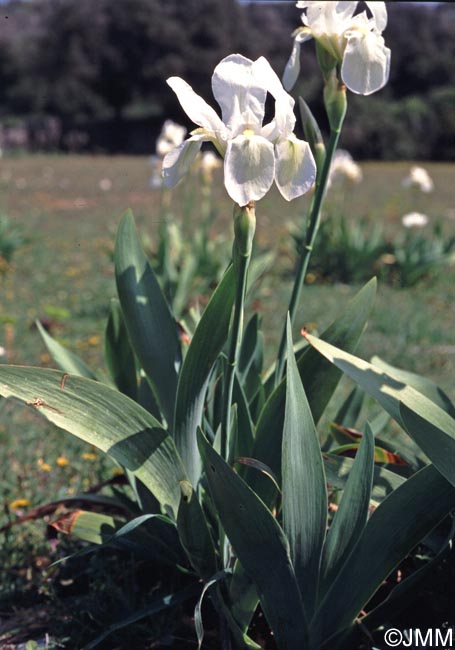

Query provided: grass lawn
[0,154,454,646]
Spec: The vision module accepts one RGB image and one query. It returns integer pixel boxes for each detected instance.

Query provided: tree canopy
[0,0,453,159]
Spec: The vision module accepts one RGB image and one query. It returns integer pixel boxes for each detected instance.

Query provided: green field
[0,155,454,646]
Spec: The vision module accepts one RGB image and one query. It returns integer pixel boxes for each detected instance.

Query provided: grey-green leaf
[282,318,327,619]
[371,355,455,418]
[320,423,374,596]
[105,299,138,400]
[305,333,455,488]
[115,210,181,424]
[310,465,455,647]
[36,320,98,380]
[0,366,187,517]
[323,453,405,503]
[173,265,235,486]
[400,401,455,489]
[248,278,376,506]
[177,480,218,580]
[197,429,309,650]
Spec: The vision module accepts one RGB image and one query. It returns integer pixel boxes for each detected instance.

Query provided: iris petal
[342,31,391,95]
[254,57,296,138]
[275,136,316,201]
[224,134,275,205]
[162,135,205,188]
[211,54,267,136]
[167,77,225,135]
[366,1,388,31]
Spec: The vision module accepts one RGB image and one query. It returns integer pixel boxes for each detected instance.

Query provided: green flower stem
[274,124,344,386]
[220,203,256,463]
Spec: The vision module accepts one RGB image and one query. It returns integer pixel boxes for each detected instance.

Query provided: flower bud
[233,201,256,258]
[323,73,347,132]
[314,143,326,180]
[298,97,326,175]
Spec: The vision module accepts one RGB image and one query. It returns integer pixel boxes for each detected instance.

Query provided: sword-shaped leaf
[197,429,309,650]
[0,366,187,517]
[248,278,376,506]
[304,333,455,488]
[105,299,138,400]
[320,423,374,596]
[282,318,327,619]
[115,210,181,424]
[173,266,235,485]
[371,356,455,418]
[36,320,97,380]
[310,465,455,647]
[323,453,405,503]
[177,480,218,580]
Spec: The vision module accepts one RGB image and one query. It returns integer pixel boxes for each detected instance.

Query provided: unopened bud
[233,201,256,258]
[314,142,326,180]
[299,97,325,150]
[298,97,326,177]
[323,73,347,132]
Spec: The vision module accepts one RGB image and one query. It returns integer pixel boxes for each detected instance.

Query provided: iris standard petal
[253,57,296,138]
[366,1,388,31]
[162,135,205,188]
[167,77,225,135]
[211,54,267,136]
[224,134,275,205]
[274,136,316,201]
[342,31,390,95]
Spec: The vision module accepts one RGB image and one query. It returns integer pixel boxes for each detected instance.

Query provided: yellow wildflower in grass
[37,458,52,472]
[56,456,70,467]
[82,452,98,462]
[10,498,31,510]
[88,335,100,346]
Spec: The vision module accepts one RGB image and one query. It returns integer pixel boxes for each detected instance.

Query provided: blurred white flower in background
[163,53,316,205]
[199,150,222,174]
[149,120,187,190]
[99,177,112,192]
[15,177,27,189]
[149,155,163,190]
[402,166,434,193]
[327,149,363,188]
[199,150,222,184]
[284,1,391,95]
[401,212,429,228]
[156,120,187,157]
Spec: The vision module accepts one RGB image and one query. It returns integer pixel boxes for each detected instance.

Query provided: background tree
[0,0,453,159]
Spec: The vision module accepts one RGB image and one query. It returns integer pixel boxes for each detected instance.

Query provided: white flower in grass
[402,212,429,229]
[149,154,163,189]
[402,166,434,193]
[162,54,316,206]
[284,1,391,96]
[199,150,222,174]
[156,120,187,157]
[327,149,362,187]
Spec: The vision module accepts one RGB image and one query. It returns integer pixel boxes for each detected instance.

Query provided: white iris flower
[402,166,434,193]
[156,120,187,157]
[283,1,391,96]
[162,54,316,206]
